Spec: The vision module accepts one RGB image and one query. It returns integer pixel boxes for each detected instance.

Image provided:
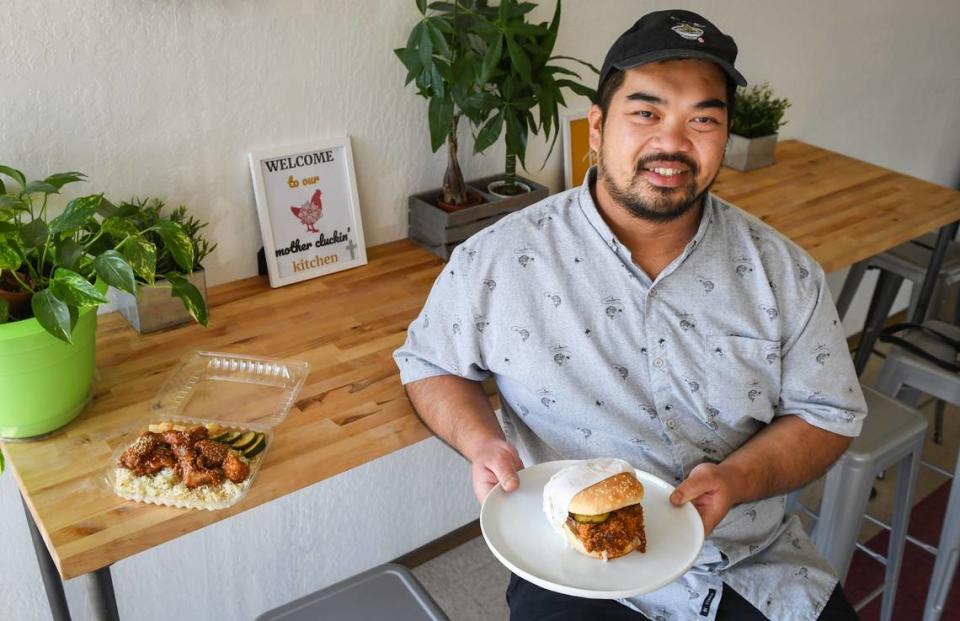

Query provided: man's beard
[598,147,717,223]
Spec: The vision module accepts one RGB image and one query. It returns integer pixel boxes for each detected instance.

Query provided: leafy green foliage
[166,273,208,327]
[94,250,136,295]
[470,0,597,191]
[112,197,215,277]
[730,83,791,139]
[395,0,596,200]
[0,167,213,341]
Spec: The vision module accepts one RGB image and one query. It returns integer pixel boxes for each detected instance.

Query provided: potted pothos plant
[470,0,597,197]
[107,197,214,333]
[723,82,791,171]
[0,166,205,439]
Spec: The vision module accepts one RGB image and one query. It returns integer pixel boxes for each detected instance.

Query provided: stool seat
[876,321,960,621]
[806,386,927,621]
[256,563,449,621]
[870,234,960,287]
[836,234,960,324]
[878,320,960,405]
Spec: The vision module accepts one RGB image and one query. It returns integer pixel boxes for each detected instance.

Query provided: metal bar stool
[836,233,960,326]
[840,229,960,443]
[875,319,960,621]
[255,563,449,620]
[788,385,927,621]
[849,222,960,377]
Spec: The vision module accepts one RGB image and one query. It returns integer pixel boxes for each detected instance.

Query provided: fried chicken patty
[566,504,647,555]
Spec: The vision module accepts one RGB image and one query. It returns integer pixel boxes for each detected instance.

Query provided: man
[394,9,865,621]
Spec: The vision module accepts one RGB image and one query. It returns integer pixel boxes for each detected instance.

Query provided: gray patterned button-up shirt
[394,169,867,621]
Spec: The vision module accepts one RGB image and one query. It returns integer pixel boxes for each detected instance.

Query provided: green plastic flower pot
[0,305,99,440]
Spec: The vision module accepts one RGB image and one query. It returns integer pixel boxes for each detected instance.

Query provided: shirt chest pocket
[705,335,781,425]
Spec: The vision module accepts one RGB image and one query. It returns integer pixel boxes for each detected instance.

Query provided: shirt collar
[576,167,715,270]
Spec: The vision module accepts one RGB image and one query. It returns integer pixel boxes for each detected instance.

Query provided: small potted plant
[107,197,215,333]
[723,82,791,171]
[0,166,202,439]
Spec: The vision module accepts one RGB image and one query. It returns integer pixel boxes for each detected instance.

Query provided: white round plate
[480,460,704,599]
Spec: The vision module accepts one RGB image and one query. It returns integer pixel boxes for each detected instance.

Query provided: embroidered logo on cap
[670,16,705,41]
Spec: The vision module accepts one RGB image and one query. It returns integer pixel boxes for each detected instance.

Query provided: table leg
[835,260,869,322]
[911,222,960,323]
[89,566,120,621]
[22,495,72,621]
[853,269,904,376]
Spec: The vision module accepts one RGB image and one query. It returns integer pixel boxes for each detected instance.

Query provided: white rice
[113,455,261,511]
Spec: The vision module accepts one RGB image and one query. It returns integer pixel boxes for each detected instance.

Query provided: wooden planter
[408,174,549,261]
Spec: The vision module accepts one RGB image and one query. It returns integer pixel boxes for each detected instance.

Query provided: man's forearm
[404,374,503,460]
[722,414,854,505]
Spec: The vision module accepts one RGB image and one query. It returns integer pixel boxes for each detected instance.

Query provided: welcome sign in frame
[248,136,368,287]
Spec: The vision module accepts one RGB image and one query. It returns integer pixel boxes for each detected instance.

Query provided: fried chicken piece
[567,504,647,555]
[161,430,191,447]
[182,464,224,488]
[172,442,196,462]
[118,432,164,474]
[222,452,251,483]
[141,446,178,475]
[195,439,229,468]
[186,425,208,444]
[169,441,223,488]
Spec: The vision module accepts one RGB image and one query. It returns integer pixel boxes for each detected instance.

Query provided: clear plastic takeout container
[107,351,310,511]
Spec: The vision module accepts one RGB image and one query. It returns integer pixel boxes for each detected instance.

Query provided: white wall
[2,1,959,620]
[540,0,960,333]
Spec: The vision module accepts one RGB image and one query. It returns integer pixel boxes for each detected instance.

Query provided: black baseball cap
[598,10,747,93]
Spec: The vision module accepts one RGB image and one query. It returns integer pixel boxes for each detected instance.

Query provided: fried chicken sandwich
[543,458,647,561]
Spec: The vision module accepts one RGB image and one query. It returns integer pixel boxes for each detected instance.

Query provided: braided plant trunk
[441,115,469,206]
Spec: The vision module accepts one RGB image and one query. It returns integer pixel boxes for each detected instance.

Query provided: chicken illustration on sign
[291,189,323,233]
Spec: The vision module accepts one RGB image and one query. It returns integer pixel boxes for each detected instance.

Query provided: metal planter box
[723,133,778,171]
[110,270,207,334]
[408,174,549,261]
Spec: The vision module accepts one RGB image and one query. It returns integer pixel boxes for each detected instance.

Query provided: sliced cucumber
[572,512,610,524]
[231,431,258,451]
[219,431,244,444]
[243,433,267,458]
[211,432,231,442]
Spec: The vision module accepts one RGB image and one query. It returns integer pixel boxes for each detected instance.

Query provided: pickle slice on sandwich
[571,512,610,524]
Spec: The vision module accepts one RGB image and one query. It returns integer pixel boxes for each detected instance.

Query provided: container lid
[151,351,310,429]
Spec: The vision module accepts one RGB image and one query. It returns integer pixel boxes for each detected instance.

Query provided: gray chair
[875,320,960,621]
[789,385,927,621]
[256,563,449,621]
[836,233,960,325]
[839,233,960,441]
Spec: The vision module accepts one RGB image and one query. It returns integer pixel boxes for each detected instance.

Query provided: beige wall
[4,1,957,331]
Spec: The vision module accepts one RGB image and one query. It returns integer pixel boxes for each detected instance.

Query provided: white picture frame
[561,109,593,190]
[248,136,368,287]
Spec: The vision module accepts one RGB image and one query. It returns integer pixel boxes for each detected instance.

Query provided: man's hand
[670,462,741,536]
[470,438,524,503]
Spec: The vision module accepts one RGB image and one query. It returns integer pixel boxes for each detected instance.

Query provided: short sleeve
[392,244,491,385]
[776,264,867,436]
